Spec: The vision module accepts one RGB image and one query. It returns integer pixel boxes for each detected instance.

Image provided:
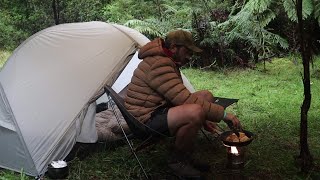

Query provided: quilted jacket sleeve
[147,57,224,122]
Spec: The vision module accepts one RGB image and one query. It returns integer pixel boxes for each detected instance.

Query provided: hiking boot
[168,160,202,178]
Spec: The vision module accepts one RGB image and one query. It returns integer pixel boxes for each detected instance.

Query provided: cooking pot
[47,161,69,179]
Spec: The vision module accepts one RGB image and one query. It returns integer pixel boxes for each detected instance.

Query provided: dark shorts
[145,106,171,136]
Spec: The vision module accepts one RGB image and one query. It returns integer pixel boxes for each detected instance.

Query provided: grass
[182,57,320,179]
[0,52,320,179]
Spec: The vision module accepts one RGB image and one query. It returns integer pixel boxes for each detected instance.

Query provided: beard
[172,53,183,67]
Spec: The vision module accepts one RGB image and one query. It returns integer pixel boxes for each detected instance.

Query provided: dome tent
[0,21,195,177]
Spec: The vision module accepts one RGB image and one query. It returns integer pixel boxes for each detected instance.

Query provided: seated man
[124,29,241,178]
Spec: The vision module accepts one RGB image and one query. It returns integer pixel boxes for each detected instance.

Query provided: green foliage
[0,0,107,49]
[0,0,319,66]
[124,19,165,38]
[0,168,31,180]
[189,0,289,67]
[190,1,248,67]
[197,0,319,66]
[281,0,320,53]
[223,0,289,59]
[283,0,314,22]
[128,10,193,37]
[102,0,154,23]
[0,2,26,49]
[0,49,11,68]
[314,0,320,24]
[0,0,54,49]
[120,1,195,39]
[248,0,273,13]
[61,0,105,23]
[0,19,28,50]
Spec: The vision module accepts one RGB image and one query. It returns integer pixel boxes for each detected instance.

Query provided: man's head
[164,29,202,66]
[165,29,202,53]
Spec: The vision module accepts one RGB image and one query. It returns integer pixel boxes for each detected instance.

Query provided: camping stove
[225,146,246,170]
[220,130,254,171]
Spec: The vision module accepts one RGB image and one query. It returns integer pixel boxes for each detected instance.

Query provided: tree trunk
[296,0,313,173]
[218,42,225,67]
[52,0,60,25]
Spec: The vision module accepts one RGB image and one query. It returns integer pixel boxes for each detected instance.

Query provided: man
[124,29,241,178]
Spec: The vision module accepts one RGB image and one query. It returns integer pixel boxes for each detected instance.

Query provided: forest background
[1,0,320,68]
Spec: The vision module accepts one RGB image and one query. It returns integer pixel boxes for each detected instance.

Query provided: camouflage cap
[165,29,202,53]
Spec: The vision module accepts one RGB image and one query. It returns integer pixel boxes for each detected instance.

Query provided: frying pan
[220,130,254,147]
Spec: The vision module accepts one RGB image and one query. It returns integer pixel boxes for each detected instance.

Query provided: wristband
[223,111,227,119]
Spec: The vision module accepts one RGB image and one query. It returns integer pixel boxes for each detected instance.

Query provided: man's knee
[168,104,206,131]
[185,104,205,125]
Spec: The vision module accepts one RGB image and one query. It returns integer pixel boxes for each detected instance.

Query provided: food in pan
[225,132,250,143]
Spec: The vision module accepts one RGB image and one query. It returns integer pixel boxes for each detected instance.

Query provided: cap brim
[188,45,203,53]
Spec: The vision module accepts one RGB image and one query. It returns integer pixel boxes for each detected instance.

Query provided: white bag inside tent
[0,21,195,177]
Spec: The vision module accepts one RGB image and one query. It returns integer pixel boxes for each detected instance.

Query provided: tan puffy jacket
[124,38,224,123]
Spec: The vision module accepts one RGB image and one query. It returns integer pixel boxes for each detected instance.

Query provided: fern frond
[314,0,320,25]
[302,0,314,19]
[283,0,297,21]
[230,11,252,30]
[162,4,178,14]
[124,19,163,37]
[260,0,273,12]
[249,0,273,13]
[283,0,313,22]
[264,31,289,49]
[261,9,276,27]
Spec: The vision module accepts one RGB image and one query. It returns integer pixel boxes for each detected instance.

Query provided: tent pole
[107,96,149,179]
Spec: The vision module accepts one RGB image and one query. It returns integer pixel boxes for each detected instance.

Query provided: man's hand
[223,112,241,130]
[203,121,223,134]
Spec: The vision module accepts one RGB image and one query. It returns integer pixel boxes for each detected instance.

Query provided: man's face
[173,45,193,66]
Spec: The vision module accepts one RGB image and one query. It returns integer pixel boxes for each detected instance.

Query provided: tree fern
[219,0,288,62]
[314,0,320,24]
[248,0,273,13]
[124,19,164,38]
[300,0,313,19]
[268,31,289,49]
[124,2,194,38]
[283,0,313,22]
[258,9,277,27]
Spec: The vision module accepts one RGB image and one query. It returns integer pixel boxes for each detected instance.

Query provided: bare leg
[166,92,214,175]
[167,104,205,152]
[167,90,215,151]
[192,90,221,131]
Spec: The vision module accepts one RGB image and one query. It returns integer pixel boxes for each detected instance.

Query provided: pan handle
[225,120,241,137]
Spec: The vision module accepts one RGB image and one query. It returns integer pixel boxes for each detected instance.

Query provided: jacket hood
[138,38,167,59]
